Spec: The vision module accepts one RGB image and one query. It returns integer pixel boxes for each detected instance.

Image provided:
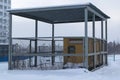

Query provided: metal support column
[101,21,103,39]
[93,13,96,68]
[105,20,108,65]
[8,14,12,70]
[84,8,88,69]
[34,20,38,67]
[29,40,32,67]
[101,20,104,65]
[52,24,55,65]
[29,40,32,53]
[105,20,108,41]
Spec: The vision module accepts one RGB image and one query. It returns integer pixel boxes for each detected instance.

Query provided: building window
[3,32,6,36]
[0,5,3,9]
[4,6,7,9]
[0,18,2,23]
[8,7,10,9]
[4,13,7,17]
[8,0,11,4]
[4,0,7,3]
[0,32,6,37]
[0,12,2,15]
[0,0,3,2]
[0,25,2,28]
[4,25,6,29]
[3,19,7,24]
[0,32,2,37]
[0,40,6,43]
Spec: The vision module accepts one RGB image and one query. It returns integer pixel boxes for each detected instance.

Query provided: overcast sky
[11,0,120,42]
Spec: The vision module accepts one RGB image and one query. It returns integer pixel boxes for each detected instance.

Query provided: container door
[67,46,76,63]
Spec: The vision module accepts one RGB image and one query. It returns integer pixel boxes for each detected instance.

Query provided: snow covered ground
[0,55,119,80]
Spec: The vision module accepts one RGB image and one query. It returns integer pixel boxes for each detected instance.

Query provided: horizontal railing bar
[30,51,63,53]
[12,36,107,41]
[12,51,107,57]
[12,36,83,39]
[12,38,63,41]
[88,52,107,56]
[12,53,84,57]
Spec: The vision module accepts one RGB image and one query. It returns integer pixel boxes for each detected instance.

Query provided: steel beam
[8,14,12,70]
[84,8,88,69]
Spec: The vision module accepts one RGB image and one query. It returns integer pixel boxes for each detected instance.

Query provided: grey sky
[11,0,120,42]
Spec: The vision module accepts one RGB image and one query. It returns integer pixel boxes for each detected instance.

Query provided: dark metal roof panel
[8,3,110,23]
[88,3,110,18]
[8,3,88,13]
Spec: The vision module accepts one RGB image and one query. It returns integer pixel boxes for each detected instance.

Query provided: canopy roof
[8,3,110,24]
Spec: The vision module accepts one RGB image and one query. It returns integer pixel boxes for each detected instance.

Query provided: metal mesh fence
[12,37,66,70]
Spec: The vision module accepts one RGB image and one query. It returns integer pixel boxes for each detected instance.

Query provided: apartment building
[0,0,11,44]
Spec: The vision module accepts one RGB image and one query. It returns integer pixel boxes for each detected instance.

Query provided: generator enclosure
[64,37,107,70]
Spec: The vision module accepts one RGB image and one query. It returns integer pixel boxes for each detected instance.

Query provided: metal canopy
[8,3,110,24]
[8,3,110,70]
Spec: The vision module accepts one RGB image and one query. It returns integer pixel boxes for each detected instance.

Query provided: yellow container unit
[63,37,103,70]
[96,39,101,67]
[64,37,84,65]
